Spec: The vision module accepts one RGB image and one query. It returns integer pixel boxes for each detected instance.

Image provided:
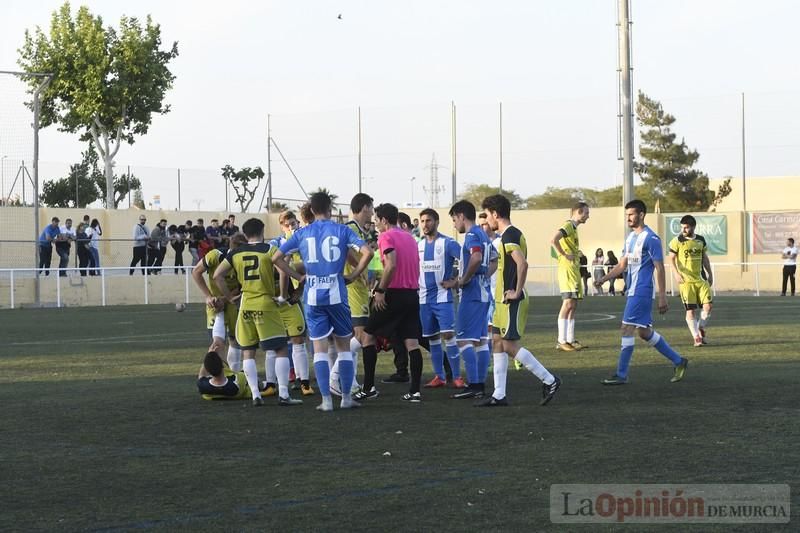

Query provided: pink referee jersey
[378,227,420,290]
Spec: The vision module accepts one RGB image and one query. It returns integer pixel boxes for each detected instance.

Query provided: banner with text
[665,215,727,255]
[750,212,800,254]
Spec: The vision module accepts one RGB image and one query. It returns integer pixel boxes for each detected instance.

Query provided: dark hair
[241,218,265,238]
[419,208,439,221]
[298,202,314,224]
[375,203,399,225]
[625,199,647,214]
[204,351,224,377]
[789,238,795,245]
[595,247,604,256]
[90,218,100,229]
[481,194,511,219]
[478,212,487,220]
[607,250,618,261]
[398,212,412,229]
[572,201,589,214]
[680,214,697,227]
[310,191,333,215]
[168,224,178,233]
[350,193,374,214]
[185,220,192,226]
[449,200,476,221]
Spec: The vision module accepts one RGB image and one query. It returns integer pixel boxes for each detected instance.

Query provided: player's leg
[236,311,264,405]
[637,325,688,383]
[474,302,492,394]
[399,292,424,401]
[305,306,335,411]
[258,305,301,405]
[328,303,359,408]
[224,303,242,371]
[442,331,462,386]
[699,301,712,344]
[421,303,446,386]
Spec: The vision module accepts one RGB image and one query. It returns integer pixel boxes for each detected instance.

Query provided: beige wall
[710,175,800,212]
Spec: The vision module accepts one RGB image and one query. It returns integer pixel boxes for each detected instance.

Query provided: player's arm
[550,228,573,262]
[459,248,484,287]
[504,249,528,302]
[345,244,373,284]
[595,255,628,286]
[487,256,498,278]
[272,249,304,283]
[654,260,669,314]
[372,249,396,311]
[702,252,713,286]
[668,250,684,285]
[213,259,235,303]
[191,259,217,308]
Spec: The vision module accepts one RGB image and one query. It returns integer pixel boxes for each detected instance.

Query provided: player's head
[298,202,314,225]
[572,201,590,224]
[374,203,399,232]
[478,212,493,237]
[624,199,647,229]
[229,232,248,251]
[481,194,510,231]
[203,351,224,378]
[788,237,795,246]
[241,218,265,240]
[50,216,60,227]
[449,200,476,234]
[350,193,374,226]
[680,214,697,237]
[419,208,439,237]
[309,192,333,218]
[398,212,413,232]
[278,210,299,233]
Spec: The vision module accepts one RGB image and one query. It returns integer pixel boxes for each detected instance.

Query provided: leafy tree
[132,188,145,209]
[222,165,265,212]
[635,91,730,211]
[460,183,526,210]
[95,168,141,208]
[18,2,178,208]
[266,201,290,212]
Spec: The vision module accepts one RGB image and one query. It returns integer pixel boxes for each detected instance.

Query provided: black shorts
[365,288,421,341]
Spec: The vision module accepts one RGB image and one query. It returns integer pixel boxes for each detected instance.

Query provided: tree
[634,91,730,212]
[460,183,526,210]
[95,168,141,208]
[222,165,265,212]
[266,201,290,212]
[132,188,145,209]
[18,2,178,208]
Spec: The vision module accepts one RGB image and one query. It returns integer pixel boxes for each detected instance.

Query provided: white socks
[212,312,226,339]
[243,358,261,400]
[227,346,242,372]
[699,310,710,329]
[275,356,290,398]
[291,343,309,380]
[265,350,277,383]
[686,317,699,337]
[515,347,555,385]
[566,319,575,343]
[492,353,508,399]
[557,318,567,344]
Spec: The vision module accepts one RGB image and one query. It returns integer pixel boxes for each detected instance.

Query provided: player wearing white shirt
[781,237,797,296]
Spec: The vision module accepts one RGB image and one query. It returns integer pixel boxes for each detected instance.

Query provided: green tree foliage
[635,91,730,212]
[39,142,140,208]
[460,183,526,210]
[266,201,290,212]
[222,165,265,213]
[132,188,145,209]
[18,2,178,208]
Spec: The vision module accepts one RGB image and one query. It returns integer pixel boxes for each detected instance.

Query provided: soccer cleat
[570,340,586,350]
[424,376,447,388]
[316,396,334,412]
[602,374,628,385]
[556,342,576,352]
[451,388,478,399]
[340,396,361,409]
[329,379,342,397]
[278,396,303,406]
[261,383,277,397]
[252,397,265,407]
[693,336,704,347]
[401,392,422,403]
[300,383,316,396]
[353,387,379,401]
[451,377,466,389]
[540,375,562,406]
[381,373,410,384]
[475,395,508,407]
[699,327,708,344]
[670,358,689,383]
[291,379,301,391]
[351,383,362,395]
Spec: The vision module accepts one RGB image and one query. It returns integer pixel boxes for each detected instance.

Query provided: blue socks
[445,340,460,378]
[617,331,683,378]
[313,353,331,397]
[476,344,490,383]
[429,340,445,380]
[337,352,355,395]
[647,331,683,365]
[461,345,478,385]
[617,336,635,378]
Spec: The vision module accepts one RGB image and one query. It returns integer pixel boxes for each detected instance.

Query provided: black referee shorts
[365,288,421,341]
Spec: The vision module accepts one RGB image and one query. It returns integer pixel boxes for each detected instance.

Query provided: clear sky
[1,0,799,210]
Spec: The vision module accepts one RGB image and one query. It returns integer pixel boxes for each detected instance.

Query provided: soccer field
[2,296,798,532]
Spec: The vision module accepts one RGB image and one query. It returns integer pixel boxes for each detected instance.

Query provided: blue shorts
[420,302,456,338]
[456,300,490,342]
[486,300,496,326]
[305,303,353,340]
[622,296,653,328]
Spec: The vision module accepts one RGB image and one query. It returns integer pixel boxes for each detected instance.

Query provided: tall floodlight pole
[450,101,457,204]
[499,101,504,194]
[741,93,746,213]
[33,74,53,306]
[267,114,273,213]
[618,0,634,215]
[357,106,363,194]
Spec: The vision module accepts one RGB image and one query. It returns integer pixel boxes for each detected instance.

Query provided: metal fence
[0,262,790,310]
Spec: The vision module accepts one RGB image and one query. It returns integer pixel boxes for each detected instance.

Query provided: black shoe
[252,397,265,407]
[540,375,562,406]
[381,373,410,384]
[475,395,508,407]
[278,396,303,406]
[451,388,478,399]
[353,387,379,400]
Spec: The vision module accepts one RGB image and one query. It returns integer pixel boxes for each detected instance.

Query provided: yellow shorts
[236,301,287,351]
[206,301,238,338]
[348,285,370,327]
[492,296,529,341]
[679,281,712,309]
[558,264,583,299]
[278,302,306,338]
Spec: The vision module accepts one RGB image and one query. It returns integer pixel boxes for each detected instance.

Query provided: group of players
[196,190,711,410]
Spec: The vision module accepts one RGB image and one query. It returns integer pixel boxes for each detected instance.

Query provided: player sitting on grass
[668,215,713,347]
[594,199,689,385]
[197,351,251,400]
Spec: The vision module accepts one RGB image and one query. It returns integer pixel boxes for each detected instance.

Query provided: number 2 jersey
[224,242,279,311]
[279,219,365,306]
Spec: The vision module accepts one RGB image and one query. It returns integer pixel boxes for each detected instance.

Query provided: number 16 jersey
[224,242,278,311]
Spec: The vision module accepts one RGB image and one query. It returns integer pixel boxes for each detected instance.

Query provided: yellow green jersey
[224,242,278,311]
[668,234,707,283]
[496,225,528,303]
[556,220,580,270]
[344,220,370,317]
[203,248,239,297]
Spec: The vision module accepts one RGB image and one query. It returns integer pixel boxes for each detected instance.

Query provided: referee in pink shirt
[355,203,425,402]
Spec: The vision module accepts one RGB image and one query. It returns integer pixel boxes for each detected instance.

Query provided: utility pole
[424,154,446,208]
[617,0,634,214]
[450,101,457,204]
[267,114,273,212]
[357,106,363,194]
[499,101,504,194]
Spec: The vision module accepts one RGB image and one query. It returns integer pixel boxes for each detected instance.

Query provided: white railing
[0,262,790,309]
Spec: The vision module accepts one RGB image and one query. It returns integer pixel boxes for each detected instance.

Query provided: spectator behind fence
[38,217,61,276]
[149,219,168,273]
[189,219,207,264]
[206,219,221,249]
[605,250,619,295]
[169,224,187,274]
[228,214,239,233]
[592,248,605,295]
[781,237,797,296]
[219,219,232,247]
[75,223,91,276]
[130,215,150,275]
[56,218,76,277]
[87,218,102,275]
[578,250,590,296]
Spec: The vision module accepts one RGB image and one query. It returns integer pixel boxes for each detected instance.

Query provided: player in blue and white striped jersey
[594,199,689,385]
[417,208,464,388]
